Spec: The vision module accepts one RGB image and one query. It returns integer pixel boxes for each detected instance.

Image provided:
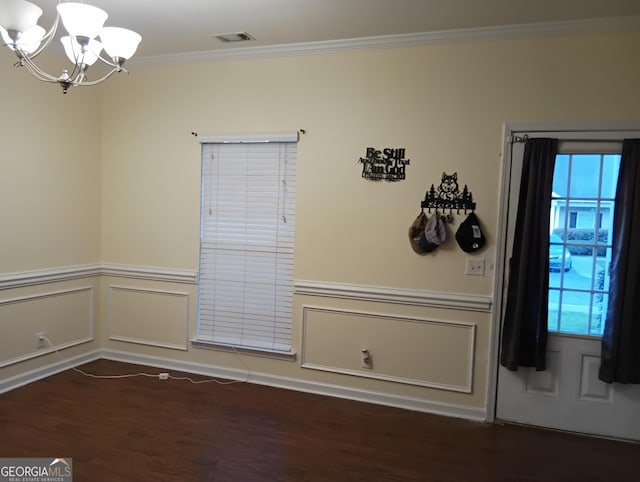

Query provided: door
[495,128,640,441]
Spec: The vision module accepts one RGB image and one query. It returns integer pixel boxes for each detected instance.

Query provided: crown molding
[132,15,640,66]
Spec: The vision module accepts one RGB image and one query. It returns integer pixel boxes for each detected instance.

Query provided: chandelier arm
[29,15,60,59]
[18,54,60,82]
[77,66,126,86]
[65,42,86,83]
[67,69,85,86]
[95,53,120,69]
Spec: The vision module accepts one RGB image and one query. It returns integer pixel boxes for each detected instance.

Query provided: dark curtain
[599,139,640,384]
[501,138,558,371]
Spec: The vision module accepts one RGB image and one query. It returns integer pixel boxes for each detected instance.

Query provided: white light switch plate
[465,258,485,276]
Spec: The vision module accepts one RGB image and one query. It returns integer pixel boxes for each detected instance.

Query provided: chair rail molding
[0,264,101,290]
[100,263,198,284]
[0,263,198,290]
[295,280,492,312]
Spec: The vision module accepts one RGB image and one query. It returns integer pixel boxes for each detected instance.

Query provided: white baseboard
[1,348,485,421]
[0,348,486,422]
[101,349,487,422]
[0,349,102,394]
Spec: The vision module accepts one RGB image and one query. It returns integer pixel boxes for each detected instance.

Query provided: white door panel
[497,335,640,440]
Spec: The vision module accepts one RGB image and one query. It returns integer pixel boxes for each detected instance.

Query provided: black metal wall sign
[359,147,410,182]
[421,172,476,213]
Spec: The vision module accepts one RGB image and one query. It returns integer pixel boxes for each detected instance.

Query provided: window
[197,134,297,353]
[569,212,577,228]
[548,152,621,336]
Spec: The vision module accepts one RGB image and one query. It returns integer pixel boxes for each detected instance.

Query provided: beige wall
[0,51,102,272]
[98,31,640,412]
[0,50,103,383]
[100,32,640,288]
[2,31,640,414]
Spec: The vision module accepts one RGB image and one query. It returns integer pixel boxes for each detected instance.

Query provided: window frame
[548,151,620,337]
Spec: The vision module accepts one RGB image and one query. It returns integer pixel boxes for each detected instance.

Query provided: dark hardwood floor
[0,359,637,481]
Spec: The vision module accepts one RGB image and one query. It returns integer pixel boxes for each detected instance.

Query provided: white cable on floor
[41,336,249,385]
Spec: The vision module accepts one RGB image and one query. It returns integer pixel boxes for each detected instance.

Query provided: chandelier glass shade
[0,0,142,93]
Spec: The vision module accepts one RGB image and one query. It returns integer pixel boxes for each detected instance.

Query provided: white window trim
[195,133,298,356]
[191,338,297,360]
[196,132,299,144]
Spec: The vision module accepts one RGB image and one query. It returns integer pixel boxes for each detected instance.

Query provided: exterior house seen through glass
[548,153,621,336]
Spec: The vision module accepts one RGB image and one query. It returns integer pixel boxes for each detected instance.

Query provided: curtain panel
[599,139,640,384]
[501,138,558,371]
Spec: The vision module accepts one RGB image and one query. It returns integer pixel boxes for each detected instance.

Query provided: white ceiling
[28,0,640,59]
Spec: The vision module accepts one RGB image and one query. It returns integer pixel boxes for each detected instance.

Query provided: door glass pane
[569,154,601,199]
[601,155,621,198]
[560,247,594,290]
[558,290,592,334]
[601,249,613,291]
[552,154,570,197]
[597,213,614,245]
[548,153,620,337]
[591,293,608,336]
[550,200,568,234]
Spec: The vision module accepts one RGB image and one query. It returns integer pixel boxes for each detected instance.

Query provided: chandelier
[0,0,141,93]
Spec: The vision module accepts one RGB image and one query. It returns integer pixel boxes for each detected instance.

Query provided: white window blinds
[197,136,297,353]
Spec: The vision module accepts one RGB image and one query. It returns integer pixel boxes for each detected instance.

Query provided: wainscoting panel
[0,287,95,367]
[301,306,476,393]
[108,285,190,351]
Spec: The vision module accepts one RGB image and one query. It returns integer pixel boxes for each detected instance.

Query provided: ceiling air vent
[214,32,255,43]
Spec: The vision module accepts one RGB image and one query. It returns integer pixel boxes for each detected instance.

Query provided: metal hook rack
[420,172,476,218]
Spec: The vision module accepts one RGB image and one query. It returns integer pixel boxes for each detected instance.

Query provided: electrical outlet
[361,348,372,369]
[35,332,46,349]
[465,258,485,276]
